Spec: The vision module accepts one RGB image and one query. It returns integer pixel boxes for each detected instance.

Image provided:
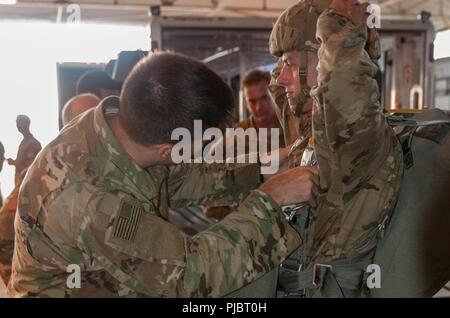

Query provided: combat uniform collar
[250,115,283,131]
[92,96,157,203]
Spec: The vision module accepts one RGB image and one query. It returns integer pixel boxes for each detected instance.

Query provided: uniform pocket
[103,195,186,267]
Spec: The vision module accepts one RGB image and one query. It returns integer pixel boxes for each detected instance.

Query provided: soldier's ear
[157,144,174,163]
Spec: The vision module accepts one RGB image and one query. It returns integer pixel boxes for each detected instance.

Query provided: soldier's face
[244,80,276,127]
[276,51,318,113]
[277,51,301,102]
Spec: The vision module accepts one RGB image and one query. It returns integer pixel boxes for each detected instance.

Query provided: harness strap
[278,219,385,298]
[387,117,450,127]
[278,257,371,298]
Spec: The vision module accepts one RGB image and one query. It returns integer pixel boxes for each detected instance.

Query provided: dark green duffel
[372,109,450,298]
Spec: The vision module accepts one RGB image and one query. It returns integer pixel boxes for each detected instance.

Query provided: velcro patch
[113,200,143,241]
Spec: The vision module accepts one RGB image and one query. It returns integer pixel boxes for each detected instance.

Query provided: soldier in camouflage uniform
[7,52,312,297]
[7,115,42,187]
[204,69,288,221]
[268,0,404,297]
[0,170,26,286]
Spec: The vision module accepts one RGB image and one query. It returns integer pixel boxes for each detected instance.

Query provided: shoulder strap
[387,116,450,127]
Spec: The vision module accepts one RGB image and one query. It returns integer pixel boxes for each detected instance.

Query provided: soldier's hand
[259,166,319,208]
[329,0,369,27]
[6,158,14,166]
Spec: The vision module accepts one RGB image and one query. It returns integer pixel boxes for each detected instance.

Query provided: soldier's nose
[276,67,289,87]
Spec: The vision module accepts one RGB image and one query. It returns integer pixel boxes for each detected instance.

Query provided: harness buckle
[312,263,333,288]
[279,261,303,272]
[377,214,390,239]
[281,204,306,222]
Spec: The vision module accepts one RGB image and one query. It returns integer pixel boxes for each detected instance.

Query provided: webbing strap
[278,222,383,298]
[387,116,450,127]
[278,258,370,298]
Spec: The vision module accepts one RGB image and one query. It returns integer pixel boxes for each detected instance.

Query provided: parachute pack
[372,108,450,298]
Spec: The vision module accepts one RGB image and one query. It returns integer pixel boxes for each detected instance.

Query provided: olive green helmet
[269,0,331,116]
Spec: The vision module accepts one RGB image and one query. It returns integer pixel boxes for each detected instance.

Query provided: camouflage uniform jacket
[306,9,404,264]
[7,99,301,298]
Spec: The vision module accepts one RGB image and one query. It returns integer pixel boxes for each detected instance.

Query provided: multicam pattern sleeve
[306,9,404,261]
[167,162,263,209]
[311,9,396,189]
[61,187,300,297]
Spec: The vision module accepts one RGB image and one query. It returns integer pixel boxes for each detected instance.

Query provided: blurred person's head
[242,70,277,128]
[62,93,101,126]
[16,115,31,135]
[76,70,122,99]
[112,51,234,167]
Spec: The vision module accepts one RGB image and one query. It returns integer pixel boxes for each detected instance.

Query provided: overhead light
[0,0,17,5]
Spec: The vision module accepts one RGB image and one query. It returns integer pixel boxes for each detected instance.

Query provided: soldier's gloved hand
[258,166,319,208]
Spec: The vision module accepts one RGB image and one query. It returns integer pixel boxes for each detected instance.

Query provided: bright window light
[0,21,150,197]
[0,0,17,5]
[434,29,450,60]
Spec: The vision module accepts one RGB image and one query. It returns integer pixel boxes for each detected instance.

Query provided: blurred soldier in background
[1,115,41,286]
[205,70,289,220]
[62,93,101,126]
[7,115,41,186]
[76,70,122,100]
[236,69,285,150]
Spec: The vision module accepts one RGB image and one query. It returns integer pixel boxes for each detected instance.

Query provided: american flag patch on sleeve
[113,200,143,241]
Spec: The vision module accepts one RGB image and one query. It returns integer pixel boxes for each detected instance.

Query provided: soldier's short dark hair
[242,69,271,88]
[119,52,234,146]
